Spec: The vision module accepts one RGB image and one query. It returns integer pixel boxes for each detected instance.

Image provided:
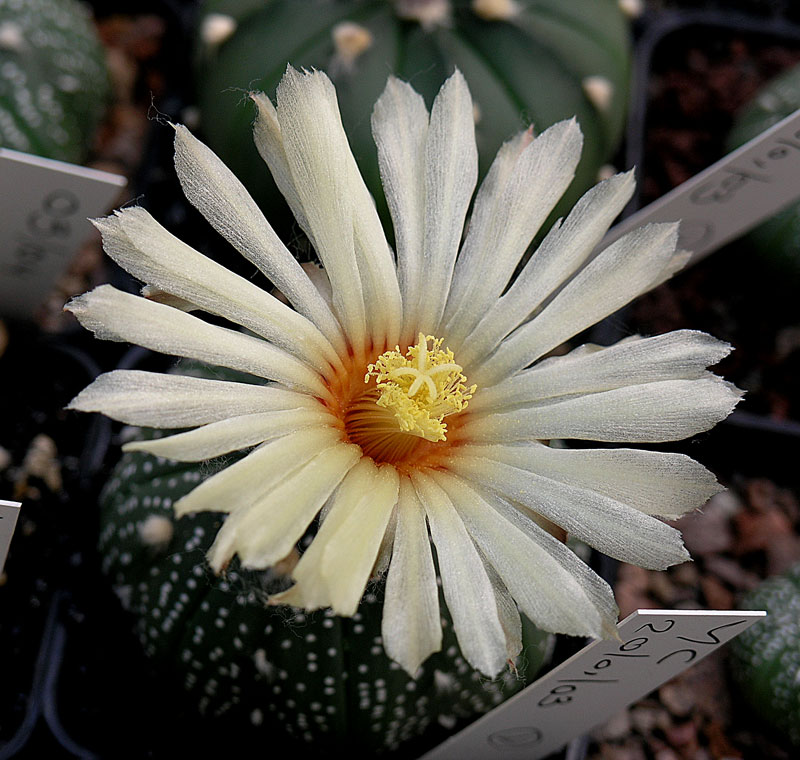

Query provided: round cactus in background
[0,0,109,164]
[195,0,632,227]
[726,63,800,284]
[729,562,800,748]
[98,420,552,755]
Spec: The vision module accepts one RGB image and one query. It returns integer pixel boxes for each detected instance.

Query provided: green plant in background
[195,0,632,231]
[726,63,800,285]
[729,562,800,748]
[0,0,109,164]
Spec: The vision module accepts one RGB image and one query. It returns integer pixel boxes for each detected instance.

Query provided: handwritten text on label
[420,609,765,760]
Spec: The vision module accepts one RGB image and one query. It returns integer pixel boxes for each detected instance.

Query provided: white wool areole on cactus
[68,66,741,678]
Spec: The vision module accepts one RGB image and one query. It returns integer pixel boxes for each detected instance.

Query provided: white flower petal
[468,222,679,386]
[372,77,429,336]
[460,442,722,519]
[276,67,403,351]
[173,427,342,517]
[654,248,692,288]
[461,376,743,443]
[442,128,533,341]
[448,453,690,570]
[469,330,733,413]
[382,477,442,676]
[348,156,404,352]
[66,370,316,428]
[321,463,399,615]
[276,67,366,349]
[123,408,333,462]
[273,457,383,611]
[172,124,347,353]
[442,119,583,347]
[258,83,403,350]
[139,285,196,311]
[412,470,508,676]
[478,483,620,632]
[409,69,478,338]
[433,470,616,639]
[458,170,635,368]
[481,558,523,661]
[217,442,361,571]
[94,208,343,376]
[373,503,398,578]
[276,459,399,616]
[251,92,314,243]
[66,286,330,399]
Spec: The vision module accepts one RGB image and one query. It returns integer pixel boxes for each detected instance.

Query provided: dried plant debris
[12,433,63,500]
[590,478,800,758]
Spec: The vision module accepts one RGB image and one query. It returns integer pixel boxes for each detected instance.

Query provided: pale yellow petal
[66,370,316,428]
[94,208,343,377]
[174,427,342,517]
[172,124,347,354]
[66,285,331,400]
[443,119,582,347]
[123,408,333,462]
[407,69,477,339]
[230,442,361,570]
[412,471,508,676]
[382,477,442,675]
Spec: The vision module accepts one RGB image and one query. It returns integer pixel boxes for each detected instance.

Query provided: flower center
[366,333,475,442]
[334,333,473,467]
[334,334,475,467]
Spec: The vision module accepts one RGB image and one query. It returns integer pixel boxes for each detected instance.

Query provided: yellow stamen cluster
[366,333,476,442]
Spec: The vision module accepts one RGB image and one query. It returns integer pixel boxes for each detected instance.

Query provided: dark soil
[589,9,800,760]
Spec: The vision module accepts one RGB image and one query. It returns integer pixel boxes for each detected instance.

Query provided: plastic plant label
[420,609,766,760]
[0,148,126,320]
[0,500,21,575]
[602,108,800,264]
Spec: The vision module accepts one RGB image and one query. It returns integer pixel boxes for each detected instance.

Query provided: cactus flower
[67,66,741,678]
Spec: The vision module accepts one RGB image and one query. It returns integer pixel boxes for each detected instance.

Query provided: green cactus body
[0,0,109,163]
[99,422,552,754]
[195,0,631,231]
[729,562,800,747]
[726,63,800,284]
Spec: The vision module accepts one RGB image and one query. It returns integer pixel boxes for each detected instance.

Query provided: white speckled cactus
[98,378,552,754]
[0,0,109,163]
[729,562,800,748]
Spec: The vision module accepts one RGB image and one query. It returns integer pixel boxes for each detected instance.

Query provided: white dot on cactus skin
[331,21,373,68]
[582,75,614,112]
[57,74,80,93]
[434,670,458,693]
[472,102,482,124]
[472,0,519,21]
[618,0,644,18]
[180,106,201,130]
[0,22,24,51]
[597,163,618,182]
[201,13,237,48]
[394,0,451,30]
[438,714,457,729]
